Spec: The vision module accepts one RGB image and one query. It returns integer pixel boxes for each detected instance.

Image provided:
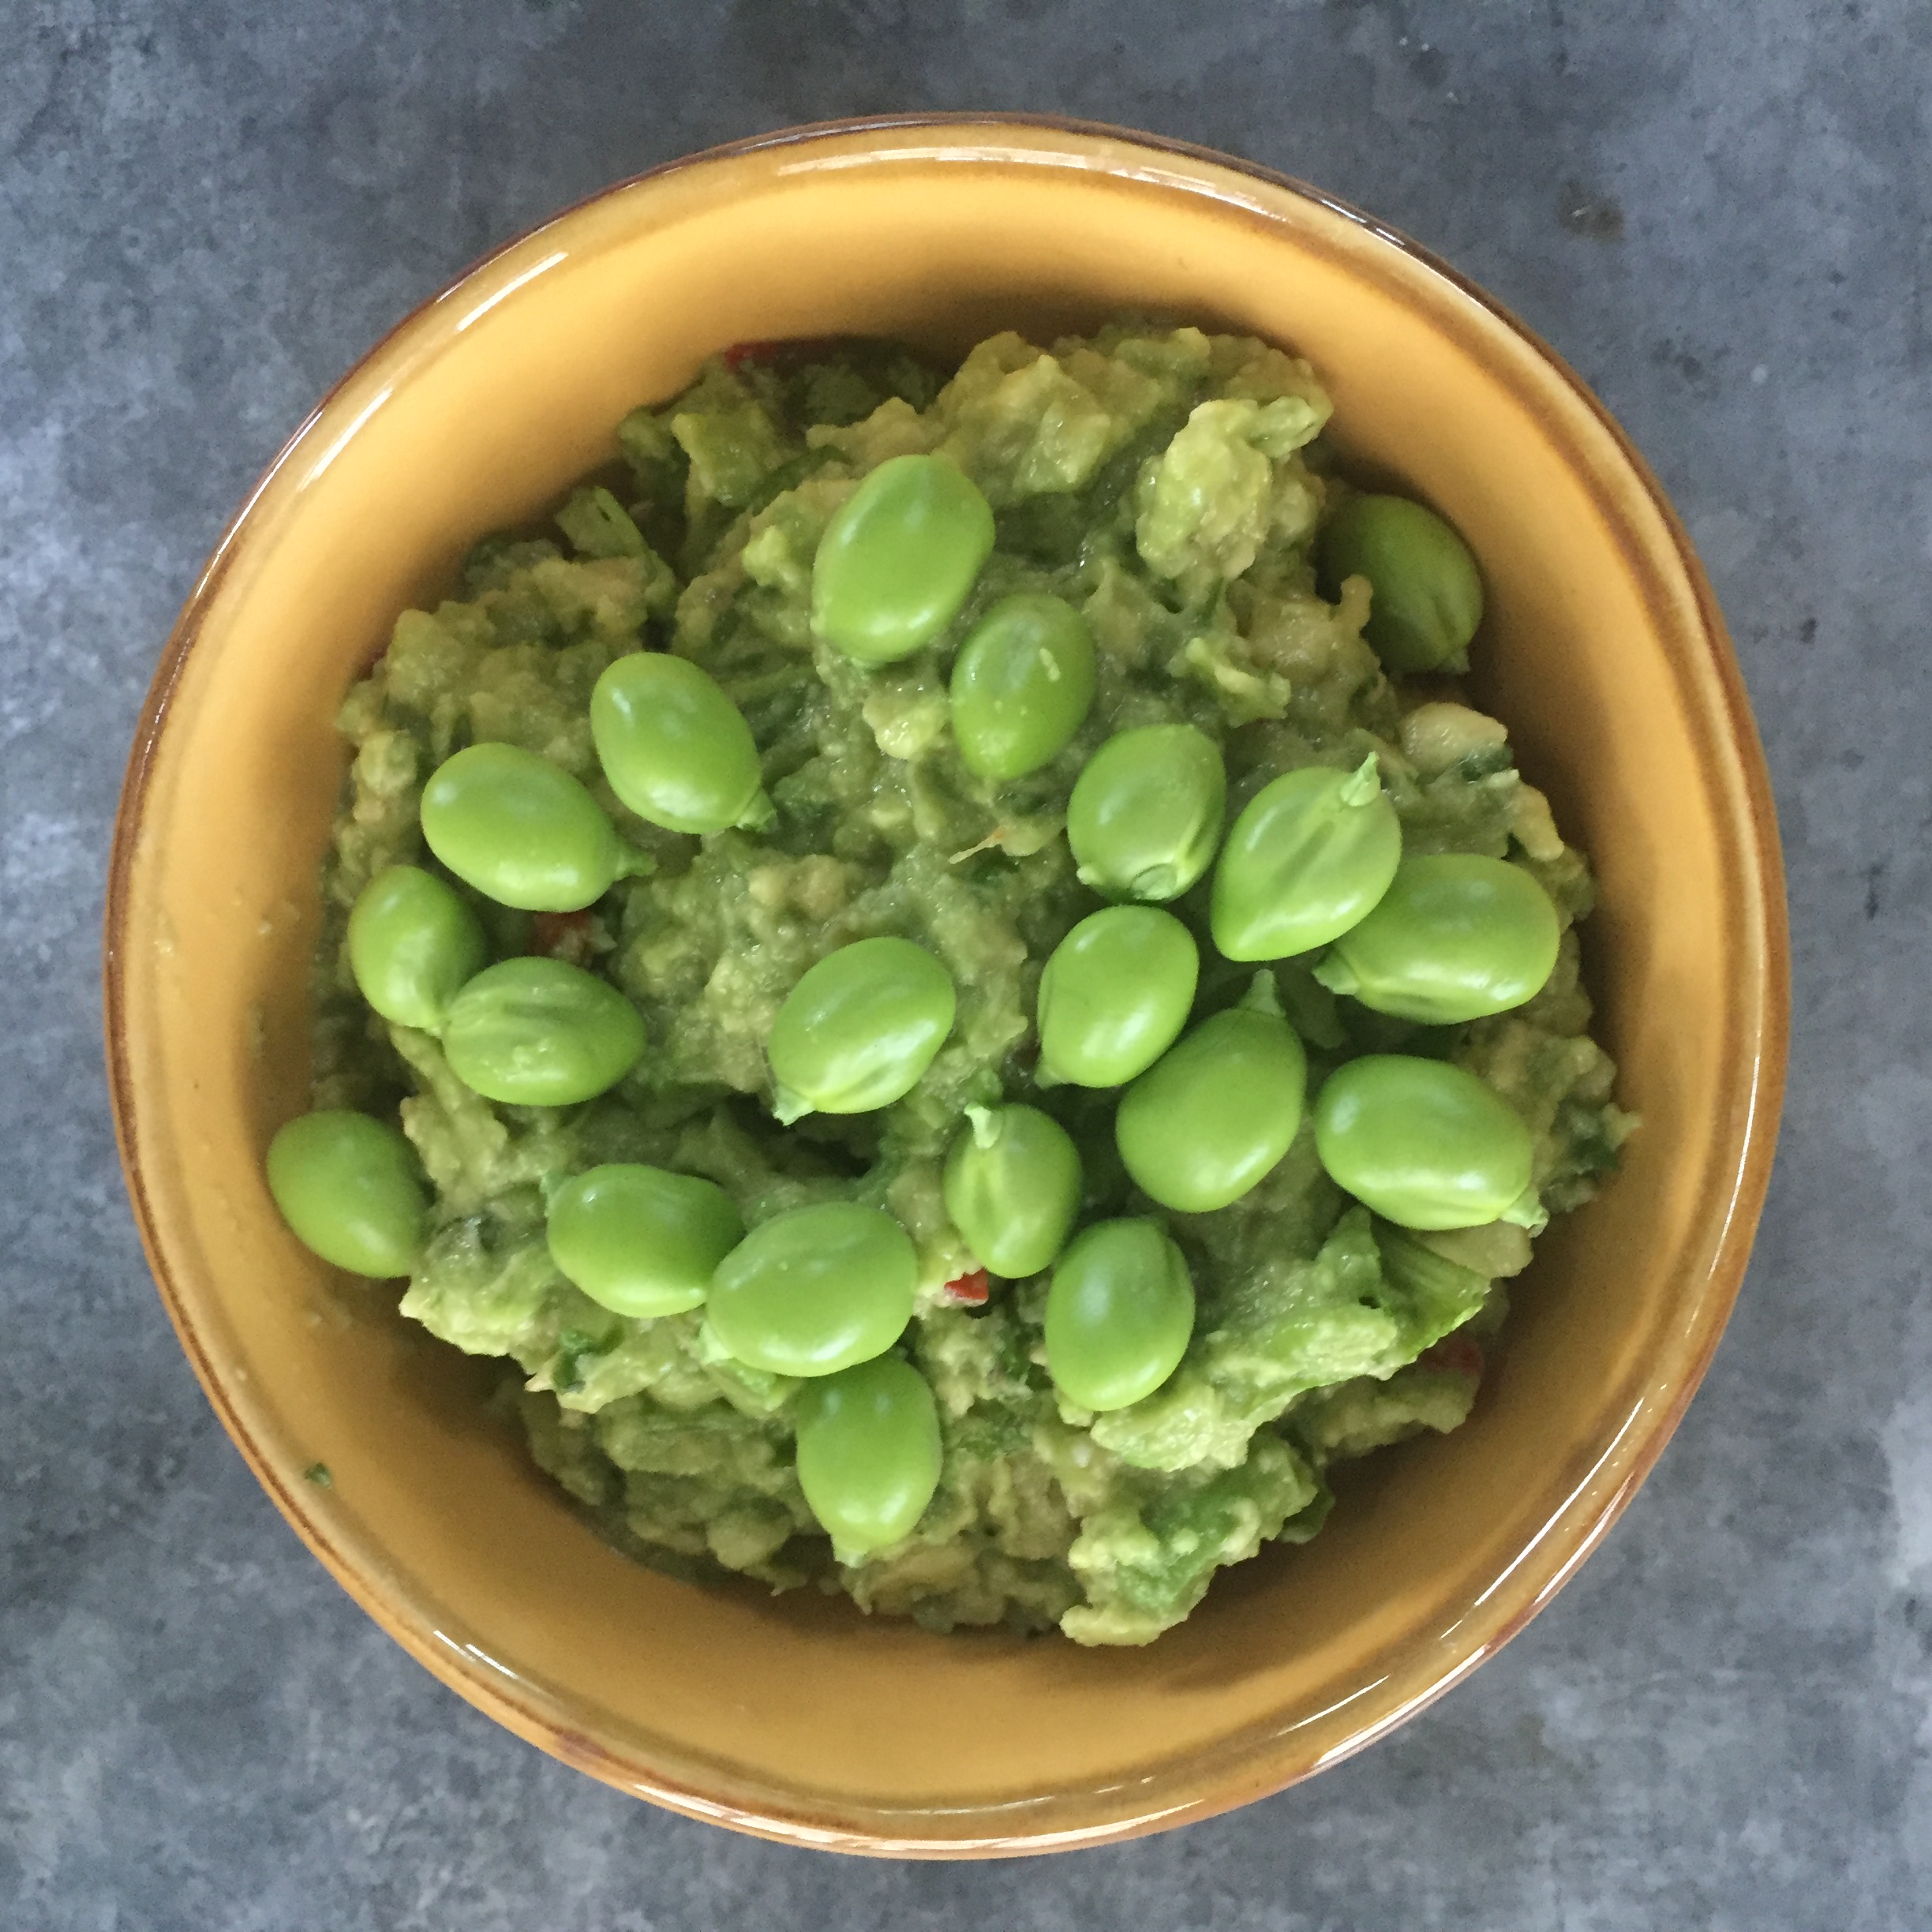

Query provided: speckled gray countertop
[4,3,1926,1926]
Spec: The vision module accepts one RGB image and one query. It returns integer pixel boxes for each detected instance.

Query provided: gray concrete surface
[2,2,1926,1926]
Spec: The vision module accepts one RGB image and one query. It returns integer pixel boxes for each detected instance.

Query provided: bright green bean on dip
[590,651,772,835]
[267,1110,426,1279]
[437,957,646,1106]
[1115,976,1309,1214]
[1314,1055,1541,1231]
[794,1357,945,1559]
[811,453,995,665]
[766,937,957,1121]
[943,1103,1083,1279]
[707,1201,917,1377]
[1318,492,1485,674]
[347,864,487,1031]
[949,593,1097,780]
[1067,724,1226,902]
[1035,906,1199,1089]
[546,1163,743,1319]
[270,322,1631,1647]
[1045,1219,1197,1413]
[1315,853,1561,1023]
[419,741,644,912]
[1211,755,1402,962]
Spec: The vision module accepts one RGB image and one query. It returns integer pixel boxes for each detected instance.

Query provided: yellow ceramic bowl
[105,117,1787,1855]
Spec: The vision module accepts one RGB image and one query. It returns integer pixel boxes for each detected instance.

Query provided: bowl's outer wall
[107,120,1785,1855]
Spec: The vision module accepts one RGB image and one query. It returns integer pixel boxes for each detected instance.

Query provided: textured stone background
[3,2,1926,1926]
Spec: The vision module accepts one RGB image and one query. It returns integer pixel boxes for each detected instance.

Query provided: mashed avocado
[310,323,1633,1645]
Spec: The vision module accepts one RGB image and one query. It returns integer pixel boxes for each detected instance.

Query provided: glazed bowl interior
[107,118,1784,1854]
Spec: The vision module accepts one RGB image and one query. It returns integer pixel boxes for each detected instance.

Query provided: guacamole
[308,323,1633,1645]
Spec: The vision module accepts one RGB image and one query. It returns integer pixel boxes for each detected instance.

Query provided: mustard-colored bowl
[106,117,1787,1855]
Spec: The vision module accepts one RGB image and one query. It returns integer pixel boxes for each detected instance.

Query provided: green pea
[1066,724,1226,902]
[1044,1219,1196,1413]
[346,864,489,1032]
[943,1103,1083,1279]
[546,1163,743,1320]
[794,1356,943,1558]
[767,937,956,1122]
[1313,1054,1535,1230]
[1115,980,1309,1212]
[1035,906,1198,1089]
[266,1110,425,1279]
[1318,492,1484,674]
[420,742,639,913]
[811,454,995,665]
[590,650,772,836]
[1314,854,1561,1023]
[949,593,1097,781]
[1210,756,1402,962]
[441,957,646,1106]
[708,1201,916,1376]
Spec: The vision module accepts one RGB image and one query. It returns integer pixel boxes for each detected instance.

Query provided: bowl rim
[103,111,1790,1855]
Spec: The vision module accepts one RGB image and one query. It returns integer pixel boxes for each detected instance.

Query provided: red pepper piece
[942,1267,990,1306]
[721,336,845,373]
[529,908,596,964]
[1418,1334,1485,1380]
